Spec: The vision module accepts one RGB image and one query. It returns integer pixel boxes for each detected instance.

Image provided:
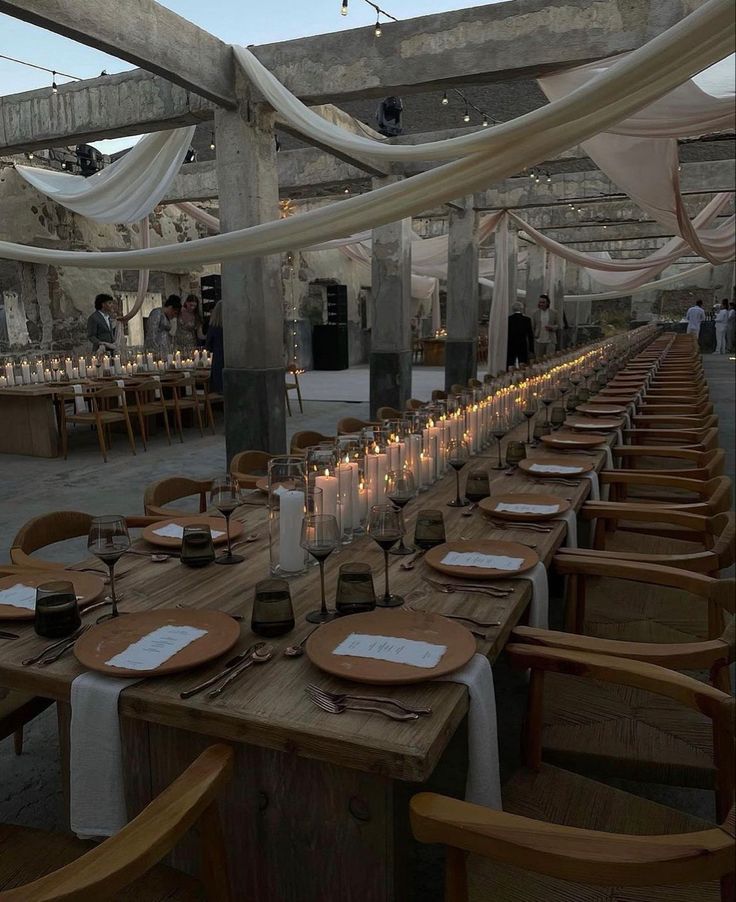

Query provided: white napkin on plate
[153,523,225,540]
[437,654,501,809]
[0,583,36,610]
[70,672,140,839]
[514,562,549,629]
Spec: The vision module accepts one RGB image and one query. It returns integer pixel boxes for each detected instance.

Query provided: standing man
[684,299,706,340]
[531,294,561,358]
[86,293,117,354]
[145,295,182,358]
[506,301,535,369]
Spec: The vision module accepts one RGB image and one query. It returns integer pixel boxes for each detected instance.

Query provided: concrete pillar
[445,197,479,391]
[546,254,566,348]
[524,244,546,314]
[370,176,412,418]
[215,83,286,461]
[507,225,519,308]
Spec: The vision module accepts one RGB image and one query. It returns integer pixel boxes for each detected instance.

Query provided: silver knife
[180,641,265,699]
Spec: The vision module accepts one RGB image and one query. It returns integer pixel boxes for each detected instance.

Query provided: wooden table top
[0,425,611,784]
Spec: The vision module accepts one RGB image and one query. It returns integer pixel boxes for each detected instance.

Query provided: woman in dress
[175,294,205,356]
[205,300,224,393]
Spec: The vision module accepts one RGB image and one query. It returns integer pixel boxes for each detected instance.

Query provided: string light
[209,132,216,151]
[0,53,80,82]
[463,106,470,123]
[482,115,489,127]
[374,15,382,36]
[441,91,449,106]
[51,71,58,94]
[340,0,348,14]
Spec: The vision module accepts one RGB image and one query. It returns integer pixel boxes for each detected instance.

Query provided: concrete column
[370,176,412,418]
[445,197,479,391]
[215,82,286,461]
[546,254,566,348]
[524,243,546,314]
[507,224,519,307]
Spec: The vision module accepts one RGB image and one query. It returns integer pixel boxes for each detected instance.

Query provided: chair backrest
[0,744,234,901]
[405,399,425,411]
[337,417,374,435]
[289,430,334,453]
[10,511,94,569]
[230,450,272,488]
[143,477,212,518]
[376,407,402,420]
[431,390,448,401]
[450,384,465,395]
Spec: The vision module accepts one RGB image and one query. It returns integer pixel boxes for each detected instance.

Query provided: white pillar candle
[174,351,181,369]
[64,358,73,379]
[78,357,86,379]
[428,425,441,478]
[113,354,122,375]
[146,352,154,370]
[279,489,306,572]
[72,367,79,380]
[387,440,401,472]
[407,433,422,476]
[193,350,200,366]
[356,480,368,524]
[337,461,356,535]
[315,469,339,518]
[4,363,15,386]
[420,452,433,487]
[44,368,52,382]
[0,375,6,388]
[20,360,31,384]
[102,354,110,373]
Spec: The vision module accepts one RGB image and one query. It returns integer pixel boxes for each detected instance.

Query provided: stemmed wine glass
[88,515,131,620]
[447,439,470,508]
[522,398,537,445]
[541,390,556,426]
[367,504,405,608]
[385,468,416,556]
[210,476,244,565]
[300,514,340,623]
[490,415,508,470]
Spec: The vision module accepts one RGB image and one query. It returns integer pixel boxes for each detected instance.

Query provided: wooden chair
[10,511,161,569]
[143,477,213,518]
[59,384,137,463]
[410,647,735,902]
[515,564,735,815]
[0,744,233,901]
[159,374,205,442]
[289,431,334,454]
[610,446,726,480]
[230,450,272,489]
[450,384,466,395]
[129,379,172,450]
[194,372,220,435]
[431,390,448,402]
[404,399,425,411]
[285,366,304,416]
[467,378,482,389]
[624,426,720,452]
[336,417,378,435]
[596,474,732,518]
[376,406,402,420]
[632,413,719,431]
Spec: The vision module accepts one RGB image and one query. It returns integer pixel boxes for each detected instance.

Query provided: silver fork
[22,625,88,666]
[487,519,553,533]
[35,625,91,666]
[422,576,512,598]
[307,684,432,716]
[307,690,419,721]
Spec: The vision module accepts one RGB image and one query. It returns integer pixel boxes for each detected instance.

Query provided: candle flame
[323,468,330,477]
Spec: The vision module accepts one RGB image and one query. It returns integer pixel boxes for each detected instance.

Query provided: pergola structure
[0,0,732,457]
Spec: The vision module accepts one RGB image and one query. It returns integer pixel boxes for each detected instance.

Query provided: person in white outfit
[684,300,705,340]
[714,298,729,354]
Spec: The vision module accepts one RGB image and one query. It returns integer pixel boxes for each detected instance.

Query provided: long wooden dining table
[0,427,613,901]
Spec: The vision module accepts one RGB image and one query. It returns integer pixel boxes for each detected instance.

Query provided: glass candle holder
[268,456,307,578]
[550,406,567,430]
[335,562,376,616]
[34,581,81,639]
[251,578,295,637]
[464,467,491,503]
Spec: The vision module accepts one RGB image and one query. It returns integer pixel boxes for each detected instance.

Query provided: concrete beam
[0,0,236,107]
[0,70,213,155]
[250,0,702,103]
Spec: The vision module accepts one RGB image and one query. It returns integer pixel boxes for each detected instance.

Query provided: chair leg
[193,400,205,437]
[136,408,148,452]
[206,398,216,435]
[124,412,137,456]
[175,405,185,443]
[13,727,23,755]
[295,377,303,413]
[160,406,173,446]
[285,388,292,417]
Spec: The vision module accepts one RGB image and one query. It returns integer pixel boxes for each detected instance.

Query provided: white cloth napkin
[441,551,525,571]
[582,470,601,501]
[70,672,140,839]
[437,654,501,809]
[152,374,161,399]
[595,444,614,470]
[555,508,579,548]
[183,371,193,396]
[72,383,87,414]
[0,583,36,610]
[153,523,224,539]
[514,561,549,629]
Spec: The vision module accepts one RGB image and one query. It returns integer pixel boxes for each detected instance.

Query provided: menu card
[332,633,446,668]
[153,524,225,539]
[495,503,559,515]
[441,552,524,570]
[529,464,582,474]
[0,583,36,610]
[105,625,208,670]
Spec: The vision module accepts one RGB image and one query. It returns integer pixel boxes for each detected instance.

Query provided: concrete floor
[0,353,733,871]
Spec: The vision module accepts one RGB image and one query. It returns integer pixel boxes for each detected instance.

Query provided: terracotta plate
[479,493,570,522]
[540,431,606,450]
[141,516,244,548]
[0,570,106,622]
[306,609,476,685]
[566,415,623,431]
[518,456,594,478]
[576,403,627,416]
[74,608,240,677]
[425,539,538,579]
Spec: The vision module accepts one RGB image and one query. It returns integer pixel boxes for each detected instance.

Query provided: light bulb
[61,161,67,170]
[374,18,381,36]
[51,72,58,94]
[209,132,216,151]
[441,92,449,106]
[27,151,34,160]
[343,186,350,194]
[546,174,552,183]
[482,115,489,127]
[340,0,348,14]
[529,171,535,180]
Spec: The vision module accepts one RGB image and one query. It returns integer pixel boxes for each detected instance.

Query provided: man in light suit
[86,293,117,353]
[531,294,561,358]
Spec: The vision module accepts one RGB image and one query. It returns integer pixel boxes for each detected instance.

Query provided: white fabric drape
[0,0,732,269]
[539,55,735,263]
[116,218,151,327]
[488,214,510,376]
[16,128,195,224]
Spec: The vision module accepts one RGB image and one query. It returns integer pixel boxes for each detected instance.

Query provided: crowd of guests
[85,293,225,392]
[685,297,736,353]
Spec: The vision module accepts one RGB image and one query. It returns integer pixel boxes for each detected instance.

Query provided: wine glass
[490,415,508,470]
[88,515,130,620]
[367,504,405,608]
[385,468,416,555]
[300,514,340,623]
[447,439,470,508]
[541,390,556,426]
[210,476,243,565]
[522,398,537,445]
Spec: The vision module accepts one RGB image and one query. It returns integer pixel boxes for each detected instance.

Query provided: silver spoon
[284,625,321,657]
[400,550,427,571]
[207,644,273,698]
